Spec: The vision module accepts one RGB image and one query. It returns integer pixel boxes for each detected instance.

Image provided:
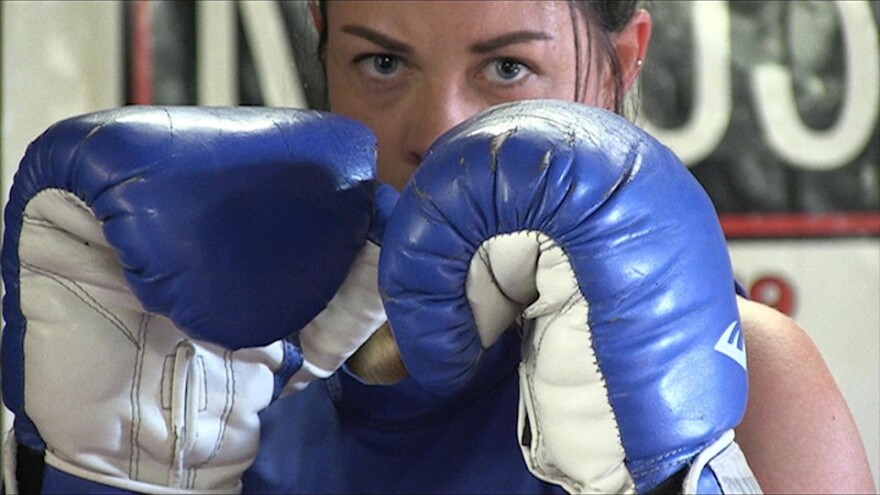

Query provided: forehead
[325,0,574,43]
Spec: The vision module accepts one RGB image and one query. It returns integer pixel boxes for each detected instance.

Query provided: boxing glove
[379,100,760,493]
[286,182,398,391]
[1,106,375,493]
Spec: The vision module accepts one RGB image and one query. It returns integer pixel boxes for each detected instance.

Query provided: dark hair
[315,0,639,115]
[569,1,640,114]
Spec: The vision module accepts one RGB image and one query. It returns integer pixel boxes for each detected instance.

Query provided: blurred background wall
[1,0,877,486]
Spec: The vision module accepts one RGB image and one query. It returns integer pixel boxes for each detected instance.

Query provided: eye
[372,54,399,75]
[357,54,402,77]
[483,58,531,84]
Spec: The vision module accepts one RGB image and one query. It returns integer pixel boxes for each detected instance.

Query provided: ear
[613,9,652,95]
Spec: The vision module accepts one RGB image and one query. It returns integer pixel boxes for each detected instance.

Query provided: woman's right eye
[355,54,403,78]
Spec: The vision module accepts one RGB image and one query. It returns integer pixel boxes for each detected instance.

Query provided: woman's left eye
[482,58,532,84]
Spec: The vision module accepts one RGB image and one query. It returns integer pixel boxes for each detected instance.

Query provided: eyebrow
[341,25,414,54]
[340,25,553,55]
[470,31,554,53]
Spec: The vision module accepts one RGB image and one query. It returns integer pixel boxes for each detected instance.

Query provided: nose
[404,81,483,165]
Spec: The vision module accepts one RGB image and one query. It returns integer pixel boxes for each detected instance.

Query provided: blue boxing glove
[379,100,761,494]
[1,106,375,493]
[284,182,399,391]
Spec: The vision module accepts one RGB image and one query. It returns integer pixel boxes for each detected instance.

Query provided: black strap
[644,466,688,495]
[15,442,45,494]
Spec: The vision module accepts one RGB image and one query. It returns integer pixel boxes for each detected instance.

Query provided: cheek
[330,99,411,189]
[376,139,418,191]
[370,122,410,190]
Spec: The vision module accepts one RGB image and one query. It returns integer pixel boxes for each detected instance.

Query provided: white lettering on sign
[751,1,879,170]
[640,1,732,166]
[641,1,879,170]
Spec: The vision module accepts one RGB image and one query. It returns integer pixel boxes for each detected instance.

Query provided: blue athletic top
[241,331,565,494]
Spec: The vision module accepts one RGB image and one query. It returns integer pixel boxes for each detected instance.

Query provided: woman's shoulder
[737,296,800,337]
[735,295,876,493]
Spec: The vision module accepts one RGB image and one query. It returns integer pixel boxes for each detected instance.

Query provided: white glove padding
[14,189,288,494]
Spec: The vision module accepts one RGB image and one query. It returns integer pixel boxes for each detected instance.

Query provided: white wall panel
[1,0,123,472]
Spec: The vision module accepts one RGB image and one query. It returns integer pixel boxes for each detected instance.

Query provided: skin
[737,298,875,494]
[323,1,876,493]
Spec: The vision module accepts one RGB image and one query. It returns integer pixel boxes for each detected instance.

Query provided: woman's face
[325,1,621,190]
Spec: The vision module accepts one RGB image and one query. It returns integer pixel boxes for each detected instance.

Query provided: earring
[636,59,644,68]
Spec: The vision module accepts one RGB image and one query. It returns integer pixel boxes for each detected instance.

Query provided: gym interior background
[1,0,878,485]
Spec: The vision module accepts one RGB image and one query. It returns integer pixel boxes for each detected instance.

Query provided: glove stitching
[167,340,198,489]
[20,261,139,346]
[524,316,549,471]
[21,210,103,254]
[128,314,150,480]
[209,351,237,482]
[30,188,97,232]
[22,213,60,231]
[186,349,236,488]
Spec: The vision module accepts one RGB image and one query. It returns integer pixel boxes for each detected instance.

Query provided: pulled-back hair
[569,1,640,114]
